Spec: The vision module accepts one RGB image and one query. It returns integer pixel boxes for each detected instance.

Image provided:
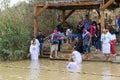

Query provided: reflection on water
[28,61,40,80]
[67,63,82,80]
[102,68,111,80]
[0,59,120,80]
[67,62,82,72]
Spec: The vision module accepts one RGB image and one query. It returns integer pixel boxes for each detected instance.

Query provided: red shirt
[90,25,96,37]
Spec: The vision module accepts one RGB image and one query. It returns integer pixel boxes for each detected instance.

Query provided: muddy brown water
[0,59,120,80]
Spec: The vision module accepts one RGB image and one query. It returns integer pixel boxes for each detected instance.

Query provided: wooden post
[36,4,48,17]
[65,10,75,20]
[100,11,105,31]
[34,6,38,35]
[101,0,115,11]
[62,10,66,27]
[100,1,105,32]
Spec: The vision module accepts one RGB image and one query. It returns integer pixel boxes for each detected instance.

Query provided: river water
[0,59,120,80]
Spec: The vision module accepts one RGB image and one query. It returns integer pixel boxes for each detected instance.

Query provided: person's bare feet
[49,56,53,58]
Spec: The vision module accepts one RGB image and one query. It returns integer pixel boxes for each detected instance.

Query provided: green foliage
[0,1,32,60]
[0,0,79,60]
[67,17,79,32]
[0,49,11,60]
[67,17,79,28]
[0,0,57,60]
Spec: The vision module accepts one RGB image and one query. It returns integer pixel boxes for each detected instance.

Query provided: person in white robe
[31,36,40,47]
[29,37,40,61]
[67,50,82,72]
[101,29,111,60]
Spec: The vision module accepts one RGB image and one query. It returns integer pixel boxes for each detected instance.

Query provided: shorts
[51,44,58,51]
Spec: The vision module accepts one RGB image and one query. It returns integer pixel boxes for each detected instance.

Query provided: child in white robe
[29,39,40,61]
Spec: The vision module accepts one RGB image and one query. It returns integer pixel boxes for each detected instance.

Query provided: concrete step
[40,55,49,58]
[60,49,72,53]
[43,50,50,52]
[61,43,73,49]
[43,52,50,55]
[50,58,68,61]
[111,55,120,63]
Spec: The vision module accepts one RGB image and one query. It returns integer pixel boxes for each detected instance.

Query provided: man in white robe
[101,29,111,60]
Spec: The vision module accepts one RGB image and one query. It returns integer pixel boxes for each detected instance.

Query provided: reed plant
[0,1,32,60]
[0,0,57,60]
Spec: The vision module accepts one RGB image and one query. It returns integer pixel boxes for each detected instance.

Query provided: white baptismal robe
[72,51,82,64]
[31,39,40,47]
[29,44,39,60]
[101,33,111,54]
[67,51,82,72]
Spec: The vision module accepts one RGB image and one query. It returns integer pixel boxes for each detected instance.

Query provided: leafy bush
[0,1,32,60]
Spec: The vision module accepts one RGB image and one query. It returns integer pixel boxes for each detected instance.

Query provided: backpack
[51,33,59,45]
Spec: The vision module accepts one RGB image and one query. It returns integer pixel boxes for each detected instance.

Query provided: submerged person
[29,36,40,61]
[67,42,82,71]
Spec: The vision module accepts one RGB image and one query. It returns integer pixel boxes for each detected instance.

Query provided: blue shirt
[118,17,120,28]
[84,19,92,30]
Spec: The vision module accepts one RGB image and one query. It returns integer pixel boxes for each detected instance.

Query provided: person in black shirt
[56,22,64,32]
[37,31,45,56]
[94,23,101,51]
[77,18,84,39]
[74,38,83,54]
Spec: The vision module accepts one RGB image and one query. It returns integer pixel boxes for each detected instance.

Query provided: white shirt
[110,34,116,40]
[106,32,116,41]
[101,33,111,44]
[66,29,70,36]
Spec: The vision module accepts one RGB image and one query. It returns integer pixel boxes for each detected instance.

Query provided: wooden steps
[50,58,68,61]
[42,42,120,63]
[111,55,120,63]
[40,55,49,58]
[60,50,72,53]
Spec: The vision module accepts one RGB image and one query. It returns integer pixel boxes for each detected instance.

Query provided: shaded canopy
[33,0,120,35]
[35,0,120,10]
[35,1,101,10]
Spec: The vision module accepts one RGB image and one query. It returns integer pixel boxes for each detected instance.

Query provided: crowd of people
[29,14,119,63]
[28,14,120,72]
[68,15,119,61]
